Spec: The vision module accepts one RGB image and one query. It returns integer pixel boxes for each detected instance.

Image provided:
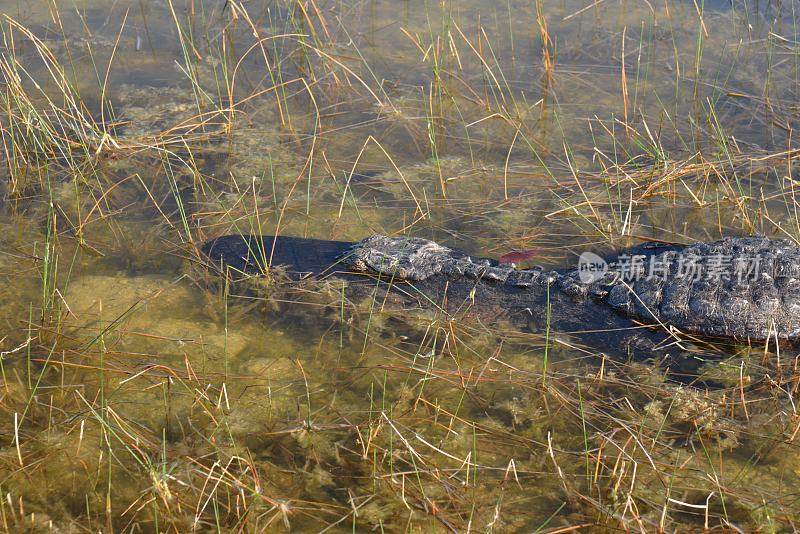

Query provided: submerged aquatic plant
[1,0,800,531]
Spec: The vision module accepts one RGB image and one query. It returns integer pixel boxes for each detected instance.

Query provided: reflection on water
[2,0,800,530]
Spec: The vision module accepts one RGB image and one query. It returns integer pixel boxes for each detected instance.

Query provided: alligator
[202,233,800,351]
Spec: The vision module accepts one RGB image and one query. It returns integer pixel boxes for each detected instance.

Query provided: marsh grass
[1,0,800,531]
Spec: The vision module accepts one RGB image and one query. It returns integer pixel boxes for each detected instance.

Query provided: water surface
[1,0,800,530]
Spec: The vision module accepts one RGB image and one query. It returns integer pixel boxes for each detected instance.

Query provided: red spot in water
[499,249,538,264]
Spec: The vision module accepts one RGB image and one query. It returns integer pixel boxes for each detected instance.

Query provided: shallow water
[1,0,800,531]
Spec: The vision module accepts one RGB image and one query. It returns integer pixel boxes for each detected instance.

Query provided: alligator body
[203,234,800,343]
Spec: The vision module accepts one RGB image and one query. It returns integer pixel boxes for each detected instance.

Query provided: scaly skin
[341,234,800,340]
[204,233,800,341]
